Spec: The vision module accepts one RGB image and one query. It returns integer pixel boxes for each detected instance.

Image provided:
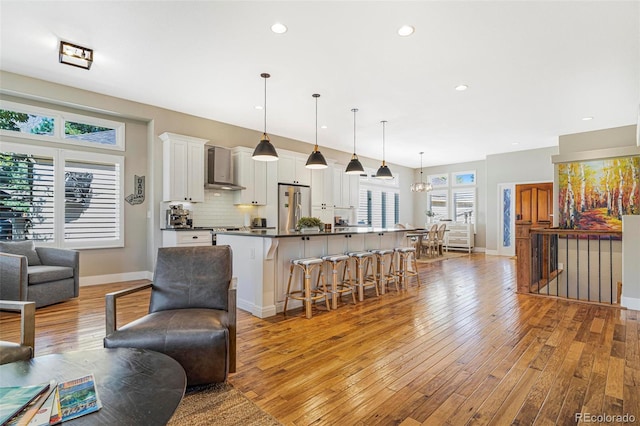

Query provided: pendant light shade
[410,151,433,192]
[252,73,279,162]
[375,120,393,179]
[345,108,365,175]
[305,94,328,169]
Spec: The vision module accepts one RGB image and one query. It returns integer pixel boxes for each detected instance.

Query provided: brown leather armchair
[103,246,236,386]
[0,300,36,365]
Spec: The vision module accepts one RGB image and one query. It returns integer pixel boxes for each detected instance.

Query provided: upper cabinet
[332,164,360,209]
[278,150,311,186]
[160,132,207,203]
[232,147,269,205]
[311,168,334,207]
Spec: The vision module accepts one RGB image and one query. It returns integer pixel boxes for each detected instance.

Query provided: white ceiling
[1,1,638,168]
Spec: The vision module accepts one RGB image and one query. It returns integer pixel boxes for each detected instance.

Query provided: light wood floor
[1,254,638,425]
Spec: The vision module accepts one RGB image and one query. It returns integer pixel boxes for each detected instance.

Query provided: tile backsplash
[190,190,257,226]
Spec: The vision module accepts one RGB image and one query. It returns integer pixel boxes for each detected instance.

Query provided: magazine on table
[57,375,101,422]
[0,382,52,426]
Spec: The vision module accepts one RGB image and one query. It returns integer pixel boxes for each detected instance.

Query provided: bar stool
[284,257,330,319]
[346,251,379,302]
[369,248,399,294]
[321,254,356,309]
[392,247,420,288]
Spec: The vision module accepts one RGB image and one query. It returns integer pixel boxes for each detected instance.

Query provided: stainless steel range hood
[205,146,245,190]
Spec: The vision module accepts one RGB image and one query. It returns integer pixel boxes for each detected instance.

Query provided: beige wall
[1,71,415,280]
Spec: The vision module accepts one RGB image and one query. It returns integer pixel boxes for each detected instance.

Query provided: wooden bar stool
[284,257,329,319]
[321,254,356,309]
[392,247,420,288]
[346,251,379,302]
[369,248,399,294]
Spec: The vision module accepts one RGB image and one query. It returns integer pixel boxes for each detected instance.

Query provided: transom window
[0,100,125,151]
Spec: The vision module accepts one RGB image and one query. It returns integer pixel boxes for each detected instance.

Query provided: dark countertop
[215,227,414,238]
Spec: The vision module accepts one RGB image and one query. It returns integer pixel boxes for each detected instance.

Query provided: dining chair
[419,224,438,257]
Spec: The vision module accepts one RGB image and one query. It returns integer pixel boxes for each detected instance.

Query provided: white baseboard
[621,295,640,311]
[80,271,153,287]
[237,298,277,319]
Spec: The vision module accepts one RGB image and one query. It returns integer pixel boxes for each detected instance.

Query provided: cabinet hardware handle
[192,236,198,239]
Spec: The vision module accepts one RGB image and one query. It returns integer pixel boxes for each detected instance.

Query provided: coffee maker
[165,204,191,229]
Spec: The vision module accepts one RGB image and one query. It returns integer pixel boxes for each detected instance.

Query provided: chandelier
[410,152,432,192]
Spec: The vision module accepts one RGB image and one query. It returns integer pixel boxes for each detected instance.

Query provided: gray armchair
[104,245,237,386]
[0,241,79,308]
[0,300,36,365]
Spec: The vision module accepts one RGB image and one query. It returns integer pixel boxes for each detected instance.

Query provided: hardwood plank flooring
[1,254,639,425]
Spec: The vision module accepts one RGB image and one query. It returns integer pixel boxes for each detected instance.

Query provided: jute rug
[168,382,282,426]
[416,250,470,264]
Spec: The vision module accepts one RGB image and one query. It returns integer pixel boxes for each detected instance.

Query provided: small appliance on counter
[252,217,267,228]
[165,204,192,229]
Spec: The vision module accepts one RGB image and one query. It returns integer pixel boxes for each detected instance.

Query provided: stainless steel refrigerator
[278,183,311,233]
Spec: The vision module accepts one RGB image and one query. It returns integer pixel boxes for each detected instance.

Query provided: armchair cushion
[104,309,230,384]
[0,240,41,266]
[0,341,32,365]
[150,246,232,313]
[28,265,74,284]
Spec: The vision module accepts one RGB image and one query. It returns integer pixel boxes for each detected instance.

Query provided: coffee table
[0,347,186,425]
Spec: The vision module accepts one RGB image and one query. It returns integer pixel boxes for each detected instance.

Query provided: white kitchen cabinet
[233,147,268,205]
[278,151,311,185]
[332,165,360,209]
[160,132,207,203]
[311,205,335,228]
[364,231,397,251]
[162,230,212,247]
[327,232,365,255]
[311,168,334,225]
[445,223,474,253]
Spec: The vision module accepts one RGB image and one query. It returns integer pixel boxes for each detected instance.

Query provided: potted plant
[425,209,435,224]
[297,217,324,232]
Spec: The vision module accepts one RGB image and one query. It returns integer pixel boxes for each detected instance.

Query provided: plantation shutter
[0,152,55,241]
[64,160,121,242]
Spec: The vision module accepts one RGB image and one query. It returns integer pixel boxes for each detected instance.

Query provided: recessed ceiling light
[254,105,263,110]
[582,116,593,121]
[455,84,468,91]
[320,125,327,129]
[271,23,287,34]
[397,25,415,37]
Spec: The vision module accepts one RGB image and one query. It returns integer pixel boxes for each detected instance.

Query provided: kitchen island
[216,228,412,318]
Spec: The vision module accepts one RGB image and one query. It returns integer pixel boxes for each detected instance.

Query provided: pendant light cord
[382,120,387,163]
[315,95,318,147]
[420,151,424,178]
[263,76,267,135]
[351,108,358,154]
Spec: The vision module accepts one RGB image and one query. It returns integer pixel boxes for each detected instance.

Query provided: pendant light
[345,108,365,175]
[375,120,393,179]
[410,152,432,192]
[252,73,279,161]
[305,93,328,169]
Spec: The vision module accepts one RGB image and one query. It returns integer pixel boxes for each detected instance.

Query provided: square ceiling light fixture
[59,41,93,70]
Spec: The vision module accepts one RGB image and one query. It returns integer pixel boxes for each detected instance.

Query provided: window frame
[0,141,125,249]
[0,100,125,151]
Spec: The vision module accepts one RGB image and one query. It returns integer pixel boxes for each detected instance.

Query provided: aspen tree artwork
[558,157,639,230]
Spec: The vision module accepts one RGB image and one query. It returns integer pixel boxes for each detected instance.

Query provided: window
[453,188,476,224]
[357,183,400,227]
[0,142,124,249]
[0,101,125,151]
[428,190,449,221]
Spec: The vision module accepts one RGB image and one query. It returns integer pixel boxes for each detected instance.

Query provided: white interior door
[498,184,515,256]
